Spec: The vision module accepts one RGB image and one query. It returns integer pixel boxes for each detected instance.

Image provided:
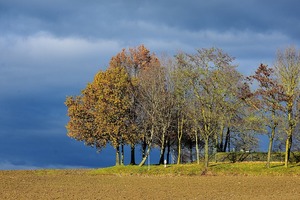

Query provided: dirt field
[1,170,300,200]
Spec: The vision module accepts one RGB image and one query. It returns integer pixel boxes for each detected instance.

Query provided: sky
[1,0,300,170]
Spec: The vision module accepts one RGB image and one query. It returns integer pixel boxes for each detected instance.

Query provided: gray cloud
[0,33,123,96]
[1,0,300,39]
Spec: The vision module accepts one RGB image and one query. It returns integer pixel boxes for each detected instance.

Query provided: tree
[249,64,285,168]
[172,53,193,164]
[65,66,133,166]
[65,94,108,152]
[274,46,300,167]
[67,45,300,168]
[155,56,176,165]
[212,61,245,153]
[187,97,202,164]
[182,47,238,168]
[109,45,160,165]
[137,64,168,166]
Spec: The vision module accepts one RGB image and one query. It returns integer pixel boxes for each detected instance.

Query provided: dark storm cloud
[0,0,297,71]
[0,33,123,169]
[1,0,297,64]
[1,0,300,40]
[0,131,116,169]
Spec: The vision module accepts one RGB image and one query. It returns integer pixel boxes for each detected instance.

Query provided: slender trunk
[266,127,275,168]
[115,145,120,166]
[166,139,170,164]
[159,145,166,164]
[285,105,294,168]
[177,117,183,164]
[204,136,209,169]
[267,109,276,169]
[219,135,224,152]
[142,136,147,158]
[159,129,166,164]
[195,130,200,164]
[139,143,152,166]
[139,125,154,166]
[121,143,124,165]
[139,144,152,166]
[190,140,193,163]
[202,107,210,168]
[177,140,181,164]
[223,127,230,152]
[130,144,136,165]
[285,135,291,168]
[203,110,210,168]
[218,123,224,152]
[228,135,231,152]
[288,135,292,161]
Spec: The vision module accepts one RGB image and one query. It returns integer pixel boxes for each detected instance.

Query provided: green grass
[89,162,300,176]
[210,162,300,176]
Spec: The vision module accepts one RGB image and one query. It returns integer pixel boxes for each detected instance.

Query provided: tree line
[65,45,300,168]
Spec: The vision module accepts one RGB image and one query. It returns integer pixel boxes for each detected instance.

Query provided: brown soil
[1,170,300,200]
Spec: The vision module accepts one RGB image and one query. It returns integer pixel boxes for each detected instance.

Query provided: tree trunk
[204,137,209,169]
[177,140,181,164]
[190,140,193,163]
[115,145,120,166]
[287,135,292,161]
[195,130,200,164]
[159,130,166,164]
[219,134,224,152]
[121,143,124,165]
[224,128,230,152]
[159,145,166,164]
[177,117,184,164]
[166,139,170,164]
[139,143,152,166]
[217,123,224,152]
[142,136,147,159]
[139,125,154,167]
[285,106,294,168]
[228,135,231,152]
[130,144,136,165]
[285,135,291,168]
[266,126,275,168]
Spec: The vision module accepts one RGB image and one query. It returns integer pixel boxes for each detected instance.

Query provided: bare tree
[182,47,238,168]
[274,46,300,167]
[172,53,193,164]
[248,64,285,168]
[137,64,168,166]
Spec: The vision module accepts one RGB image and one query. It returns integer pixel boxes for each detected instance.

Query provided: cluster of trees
[65,45,300,168]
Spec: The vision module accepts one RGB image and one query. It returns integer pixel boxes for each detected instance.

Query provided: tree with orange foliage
[66,66,133,166]
[109,45,160,165]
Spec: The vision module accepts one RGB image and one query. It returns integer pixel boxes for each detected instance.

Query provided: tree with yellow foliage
[66,66,133,166]
[274,46,300,167]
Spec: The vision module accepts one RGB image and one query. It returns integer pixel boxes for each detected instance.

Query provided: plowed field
[1,170,300,199]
